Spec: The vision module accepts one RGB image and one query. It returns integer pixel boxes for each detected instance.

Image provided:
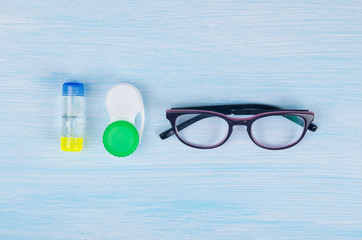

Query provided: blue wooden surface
[1,1,362,239]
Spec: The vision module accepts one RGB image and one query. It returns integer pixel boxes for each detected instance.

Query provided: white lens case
[105,83,145,138]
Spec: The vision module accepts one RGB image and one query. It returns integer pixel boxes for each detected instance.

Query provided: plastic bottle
[61,82,85,152]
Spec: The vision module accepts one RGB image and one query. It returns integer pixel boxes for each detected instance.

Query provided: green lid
[103,121,139,157]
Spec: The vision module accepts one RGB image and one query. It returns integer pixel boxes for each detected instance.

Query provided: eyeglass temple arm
[175,104,318,131]
[159,114,210,140]
[159,104,317,140]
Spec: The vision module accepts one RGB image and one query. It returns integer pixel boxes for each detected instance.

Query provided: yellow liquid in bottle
[61,137,83,152]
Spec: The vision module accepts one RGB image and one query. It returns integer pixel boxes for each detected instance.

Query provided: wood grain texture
[0,1,362,239]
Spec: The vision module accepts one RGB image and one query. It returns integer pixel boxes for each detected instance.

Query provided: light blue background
[1,1,362,239]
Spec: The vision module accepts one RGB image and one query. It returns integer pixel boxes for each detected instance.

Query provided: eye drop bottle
[61,82,85,152]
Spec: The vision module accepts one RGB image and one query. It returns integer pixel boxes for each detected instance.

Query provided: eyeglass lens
[175,114,229,147]
[251,115,305,148]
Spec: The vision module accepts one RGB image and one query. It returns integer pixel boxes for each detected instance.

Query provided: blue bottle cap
[62,82,84,96]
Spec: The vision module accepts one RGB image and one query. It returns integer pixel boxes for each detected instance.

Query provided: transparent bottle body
[61,96,85,139]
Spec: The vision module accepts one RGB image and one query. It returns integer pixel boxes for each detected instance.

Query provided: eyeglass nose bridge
[231,119,248,126]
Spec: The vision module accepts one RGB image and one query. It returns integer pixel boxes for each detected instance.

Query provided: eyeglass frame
[159,104,317,150]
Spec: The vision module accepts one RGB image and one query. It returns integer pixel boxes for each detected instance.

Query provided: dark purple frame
[160,106,316,150]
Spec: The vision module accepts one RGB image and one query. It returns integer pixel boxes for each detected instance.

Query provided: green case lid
[103,121,139,157]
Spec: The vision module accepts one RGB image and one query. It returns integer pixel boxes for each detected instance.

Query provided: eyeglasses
[159,104,317,150]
